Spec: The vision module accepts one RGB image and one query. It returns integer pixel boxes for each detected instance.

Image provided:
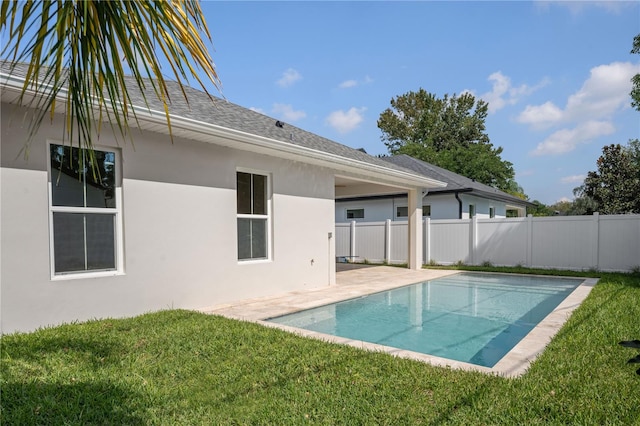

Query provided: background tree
[631,33,640,111]
[528,200,554,216]
[578,141,640,214]
[0,0,221,162]
[378,89,518,192]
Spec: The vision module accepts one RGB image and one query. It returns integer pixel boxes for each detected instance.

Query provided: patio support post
[407,188,422,270]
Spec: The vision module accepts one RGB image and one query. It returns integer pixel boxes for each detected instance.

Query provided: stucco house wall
[1,104,336,333]
[335,192,508,222]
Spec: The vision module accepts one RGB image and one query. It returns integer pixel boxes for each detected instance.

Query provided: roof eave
[1,73,446,190]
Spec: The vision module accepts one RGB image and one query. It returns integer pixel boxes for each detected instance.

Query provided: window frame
[346,208,365,219]
[47,141,124,280]
[469,204,476,219]
[236,168,272,263]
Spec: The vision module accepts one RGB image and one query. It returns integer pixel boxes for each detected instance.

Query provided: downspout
[455,191,462,219]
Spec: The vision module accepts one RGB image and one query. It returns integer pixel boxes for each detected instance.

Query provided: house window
[398,205,430,218]
[49,143,121,275]
[489,207,495,218]
[469,204,475,218]
[346,208,364,219]
[237,171,269,261]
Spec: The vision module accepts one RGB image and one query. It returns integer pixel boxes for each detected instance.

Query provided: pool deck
[200,265,597,378]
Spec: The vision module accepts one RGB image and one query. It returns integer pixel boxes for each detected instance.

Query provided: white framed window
[397,205,430,218]
[237,170,270,261]
[469,204,476,218]
[346,208,364,219]
[489,207,495,218]
[48,142,123,278]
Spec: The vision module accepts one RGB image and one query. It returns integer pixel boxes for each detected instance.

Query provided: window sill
[51,270,124,281]
[237,258,271,265]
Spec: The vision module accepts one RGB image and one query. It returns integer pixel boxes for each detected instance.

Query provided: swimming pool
[267,273,583,368]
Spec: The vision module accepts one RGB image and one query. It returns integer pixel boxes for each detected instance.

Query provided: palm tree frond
[1,0,221,161]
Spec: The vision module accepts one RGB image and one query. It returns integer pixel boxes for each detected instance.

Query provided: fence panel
[335,214,639,272]
[335,223,351,257]
[530,216,594,270]
[475,218,528,266]
[428,219,470,264]
[354,221,386,262]
[389,222,408,263]
[598,215,640,271]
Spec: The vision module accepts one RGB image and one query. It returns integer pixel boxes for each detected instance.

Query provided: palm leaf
[0,0,221,165]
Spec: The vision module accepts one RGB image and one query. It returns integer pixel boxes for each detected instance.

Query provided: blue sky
[195,1,639,205]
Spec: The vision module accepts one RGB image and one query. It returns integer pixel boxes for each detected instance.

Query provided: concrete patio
[200,265,596,377]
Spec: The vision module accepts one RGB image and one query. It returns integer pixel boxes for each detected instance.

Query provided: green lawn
[2,269,639,425]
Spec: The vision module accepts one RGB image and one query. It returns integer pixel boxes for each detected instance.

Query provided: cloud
[518,62,638,128]
[535,1,633,15]
[518,101,564,127]
[521,61,639,156]
[560,174,586,184]
[249,106,265,114]
[276,68,302,88]
[271,103,306,122]
[478,71,549,113]
[339,79,358,89]
[325,107,366,134]
[338,75,374,89]
[529,120,615,156]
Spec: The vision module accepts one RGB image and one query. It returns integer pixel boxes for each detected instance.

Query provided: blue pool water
[268,273,582,367]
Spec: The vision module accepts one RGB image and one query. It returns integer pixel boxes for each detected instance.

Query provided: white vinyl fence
[335,213,640,272]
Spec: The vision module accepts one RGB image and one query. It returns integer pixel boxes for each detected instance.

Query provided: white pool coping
[200,267,597,378]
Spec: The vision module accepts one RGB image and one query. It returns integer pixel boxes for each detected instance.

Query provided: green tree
[631,33,640,111]
[0,0,221,161]
[528,200,553,216]
[580,141,640,214]
[378,89,517,192]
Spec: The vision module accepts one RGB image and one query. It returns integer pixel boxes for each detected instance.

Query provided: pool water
[268,273,582,367]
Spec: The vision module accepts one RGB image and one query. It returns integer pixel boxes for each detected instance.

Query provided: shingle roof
[384,154,532,206]
[0,61,432,180]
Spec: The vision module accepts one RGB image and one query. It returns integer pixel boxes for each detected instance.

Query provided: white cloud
[521,61,638,156]
[338,75,374,89]
[535,1,633,15]
[249,106,265,114]
[530,120,615,156]
[560,174,586,184]
[339,79,358,89]
[276,68,302,88]
[325,107,366,134]
[518,62,638,127]
[271,103,306,122]
[518,101,564,128]
[478,71,549,113]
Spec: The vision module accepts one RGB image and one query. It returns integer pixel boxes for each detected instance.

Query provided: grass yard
[2,269,639,425]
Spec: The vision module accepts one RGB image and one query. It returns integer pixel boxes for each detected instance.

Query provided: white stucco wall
[1,103,337,333]
[335,193,509,222]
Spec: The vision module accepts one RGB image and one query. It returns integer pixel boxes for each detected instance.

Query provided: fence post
[385,219,391,264]
[469,216,477,265]
[526,214,533,267]
[592,212,600,270]
[350,220,357,259]
[424,217,431,265]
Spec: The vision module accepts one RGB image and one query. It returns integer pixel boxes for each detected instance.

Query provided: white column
[407,188,422,270]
